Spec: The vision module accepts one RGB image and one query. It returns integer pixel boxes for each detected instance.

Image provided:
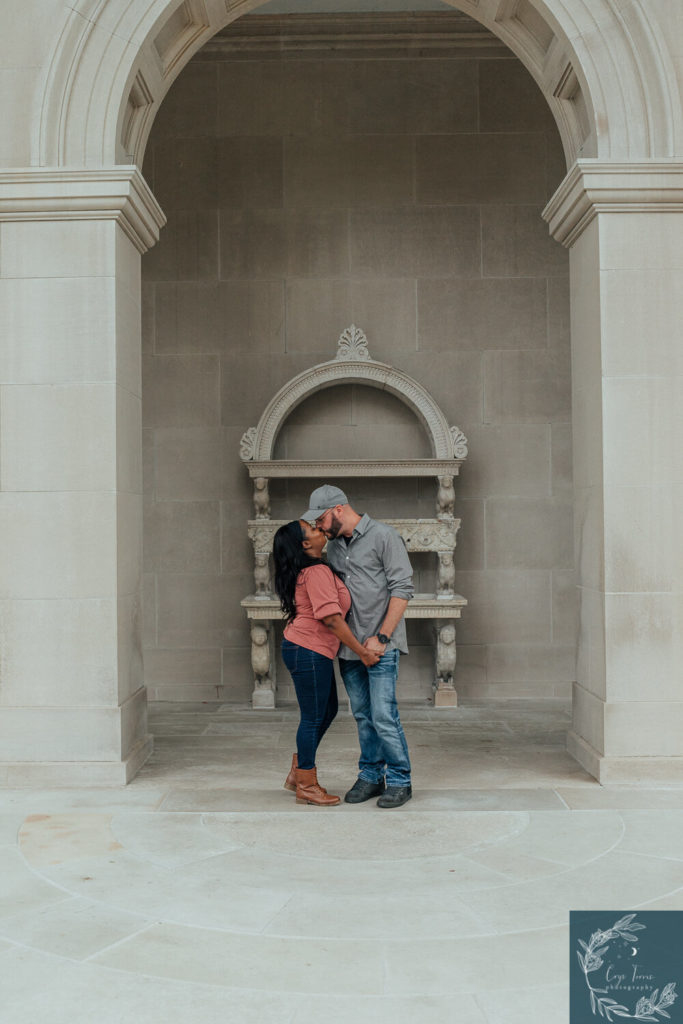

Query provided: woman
[273,519,380,806]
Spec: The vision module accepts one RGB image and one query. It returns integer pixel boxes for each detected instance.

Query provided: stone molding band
[544,159,683,247]
[0,167,166,253]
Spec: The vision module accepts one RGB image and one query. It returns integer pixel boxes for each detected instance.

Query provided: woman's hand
[360,648,381,667]
[322,613,382,665]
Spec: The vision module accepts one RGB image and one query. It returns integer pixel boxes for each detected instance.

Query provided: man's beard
[324,513,343,539]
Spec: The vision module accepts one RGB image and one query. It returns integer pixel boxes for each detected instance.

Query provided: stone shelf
[241,594,467,619]
[244,459,464,478]
[242,594,467,709]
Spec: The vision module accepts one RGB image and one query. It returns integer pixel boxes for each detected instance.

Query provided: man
[302,484,414,808]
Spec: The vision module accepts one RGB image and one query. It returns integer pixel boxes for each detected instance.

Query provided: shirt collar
[352,513,371,538]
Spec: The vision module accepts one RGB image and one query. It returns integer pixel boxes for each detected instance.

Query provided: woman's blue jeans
[281,639,338,770]
[339,649,411,787]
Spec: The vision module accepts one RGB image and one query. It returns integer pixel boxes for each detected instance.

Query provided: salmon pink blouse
[283,564,352,659]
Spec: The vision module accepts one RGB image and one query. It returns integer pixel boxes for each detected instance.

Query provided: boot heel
[295,796,309,804]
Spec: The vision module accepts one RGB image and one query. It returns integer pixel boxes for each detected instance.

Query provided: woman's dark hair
[273,520,329,623]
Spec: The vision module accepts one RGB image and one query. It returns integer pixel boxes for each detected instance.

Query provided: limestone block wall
[141,18,574,703]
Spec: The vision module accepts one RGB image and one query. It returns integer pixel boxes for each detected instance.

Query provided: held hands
[364,635,386,655]
[361,635,386,666]
[360,647,381,667]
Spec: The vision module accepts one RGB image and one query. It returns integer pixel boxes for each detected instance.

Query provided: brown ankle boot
[295,767,340,806]
[284,753,298,792]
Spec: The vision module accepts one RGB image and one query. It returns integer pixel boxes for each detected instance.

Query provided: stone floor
[2,700,683,1023]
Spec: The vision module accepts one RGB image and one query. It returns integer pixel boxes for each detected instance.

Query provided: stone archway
[1,0,682,784]
[36,0,682,167]
[243,339,466,463]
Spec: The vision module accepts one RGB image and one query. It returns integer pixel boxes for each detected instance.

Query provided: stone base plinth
[252,689,276,709]
[434,687,458,707]
[0,735,153,788]
[568,731,683,786]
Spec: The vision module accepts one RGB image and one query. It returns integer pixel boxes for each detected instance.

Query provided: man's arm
[364,528,414,653]
[364,597,409,653]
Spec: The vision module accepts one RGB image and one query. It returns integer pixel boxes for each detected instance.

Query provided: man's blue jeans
[339,649,411,787]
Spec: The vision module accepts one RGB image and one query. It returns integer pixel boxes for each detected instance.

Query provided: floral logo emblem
[576,914,678,1021]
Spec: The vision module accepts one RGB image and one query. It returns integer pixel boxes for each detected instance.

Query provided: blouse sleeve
[302,565,343,620]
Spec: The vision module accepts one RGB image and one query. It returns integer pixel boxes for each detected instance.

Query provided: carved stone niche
[240,325,468,708]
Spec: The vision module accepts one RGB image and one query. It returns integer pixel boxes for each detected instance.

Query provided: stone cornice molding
[200,12,508,59]
[239,327,467,462]
[543,159,683,248]
[0,167,166,253]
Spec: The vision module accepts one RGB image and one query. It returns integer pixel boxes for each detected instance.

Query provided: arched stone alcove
[0,1,682,784]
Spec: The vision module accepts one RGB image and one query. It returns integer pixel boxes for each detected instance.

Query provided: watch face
[378,633,389,644]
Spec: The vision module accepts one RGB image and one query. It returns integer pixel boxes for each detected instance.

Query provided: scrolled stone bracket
[240,427,257,462]
[449,426,468,459]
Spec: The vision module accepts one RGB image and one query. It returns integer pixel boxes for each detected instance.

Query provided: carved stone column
[436,551,456,598]
[436,475,455,518]
[434,621,457,707]
[250,622,276,709]
[252,477,270,519]
[544,161,683,782]
[0,168,164,784]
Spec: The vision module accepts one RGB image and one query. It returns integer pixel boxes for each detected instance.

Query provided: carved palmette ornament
[239,427,257,461]
[335,324,370,361]
[450,426,468,459]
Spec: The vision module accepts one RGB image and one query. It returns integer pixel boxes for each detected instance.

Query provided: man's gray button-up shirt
[326,513,414,661]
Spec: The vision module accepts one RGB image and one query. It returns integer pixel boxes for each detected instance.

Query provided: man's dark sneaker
[344,778,385,803]
[377,785,412,808]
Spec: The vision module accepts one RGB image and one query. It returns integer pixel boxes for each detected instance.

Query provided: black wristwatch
[376,632,390,645]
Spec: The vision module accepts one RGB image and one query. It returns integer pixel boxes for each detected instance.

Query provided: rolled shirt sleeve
[382,530,414,601]
[303,565,344,620]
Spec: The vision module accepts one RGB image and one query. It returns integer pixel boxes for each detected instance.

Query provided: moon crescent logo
[631,947,638,957]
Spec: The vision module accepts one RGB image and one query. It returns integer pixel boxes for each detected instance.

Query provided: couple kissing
[273,484,414,809]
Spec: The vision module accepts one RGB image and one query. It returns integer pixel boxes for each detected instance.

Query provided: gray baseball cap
[302,484,348,523]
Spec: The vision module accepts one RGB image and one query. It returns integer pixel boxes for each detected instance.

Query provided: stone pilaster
[544,160,683,783]
[0,167,165,785]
